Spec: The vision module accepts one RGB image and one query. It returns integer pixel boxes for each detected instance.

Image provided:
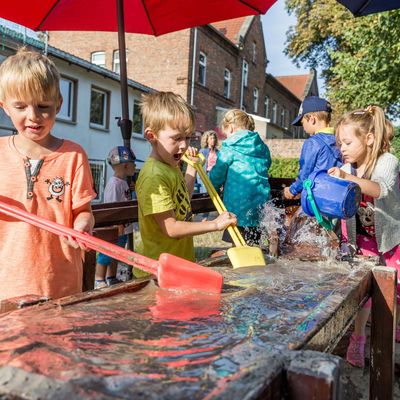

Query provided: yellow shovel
[183,153,266,269]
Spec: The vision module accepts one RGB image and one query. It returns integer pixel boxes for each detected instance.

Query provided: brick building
[49,16,268,135]
[48,17,319,157]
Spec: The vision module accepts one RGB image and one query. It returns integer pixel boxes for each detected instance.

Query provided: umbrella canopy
[337,0,400,16]
[0,0,276,149]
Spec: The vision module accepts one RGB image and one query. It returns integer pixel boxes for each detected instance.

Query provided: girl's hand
[214,211,237,231]
[328,167,347,179]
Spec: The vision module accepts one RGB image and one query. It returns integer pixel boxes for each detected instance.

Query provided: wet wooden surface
[0,256,379,399]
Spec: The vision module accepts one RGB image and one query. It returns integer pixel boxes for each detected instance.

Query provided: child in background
[136,92,236,275]
[209,109,271,246]
[0,48,96,302]
[94,146,136,289]
[283,96,342,200]
[328,105,400,368]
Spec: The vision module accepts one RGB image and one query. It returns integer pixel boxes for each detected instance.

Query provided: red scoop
[0,199,223,294]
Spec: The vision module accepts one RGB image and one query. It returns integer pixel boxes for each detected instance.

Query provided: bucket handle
[303,179,334,231]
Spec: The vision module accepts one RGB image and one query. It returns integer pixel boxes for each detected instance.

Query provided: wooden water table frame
[0,179,396,399]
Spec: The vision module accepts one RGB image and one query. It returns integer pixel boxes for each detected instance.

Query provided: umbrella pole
[117,0,135,253]
[116,0,133,151]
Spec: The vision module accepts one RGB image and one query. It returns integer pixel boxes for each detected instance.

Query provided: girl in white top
[329,105,400,368]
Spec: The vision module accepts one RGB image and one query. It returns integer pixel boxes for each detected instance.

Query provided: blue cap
[291,96,332,126]
[107,146,136,165]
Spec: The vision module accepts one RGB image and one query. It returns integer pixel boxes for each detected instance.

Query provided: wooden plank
[370,267,397,400]
[286,351,342,400]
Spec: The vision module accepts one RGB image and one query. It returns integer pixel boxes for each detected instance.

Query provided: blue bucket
[301,171,361,220]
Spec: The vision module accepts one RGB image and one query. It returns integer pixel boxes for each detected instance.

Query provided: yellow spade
[183,153,266,269]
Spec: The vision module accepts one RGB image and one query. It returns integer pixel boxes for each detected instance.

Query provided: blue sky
[261,0,325,94]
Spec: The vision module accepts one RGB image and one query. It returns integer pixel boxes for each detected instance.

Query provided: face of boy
[147,125,192,167]
[0,96,61,144]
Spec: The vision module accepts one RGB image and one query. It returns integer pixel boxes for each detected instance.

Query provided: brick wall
[265,139,304,159]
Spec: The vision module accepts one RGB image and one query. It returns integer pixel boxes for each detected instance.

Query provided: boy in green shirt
[136,92,236,272]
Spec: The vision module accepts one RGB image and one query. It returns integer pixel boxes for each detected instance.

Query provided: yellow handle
[182,154,247,247]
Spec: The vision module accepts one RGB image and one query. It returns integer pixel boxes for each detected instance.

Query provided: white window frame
[242,60,248,87]
[89,159,106,203]
[58,76,76,122]
[253,87,259,113]
[272,102,278,124]
[198,52,207,86]
[90,86,110,130]
[252,42,257,63]
[223,68,231,99]
[132,97,144,136]
[280,108,285,127]
[264,96,270,118]
[112,50,120,73]
[91,51,106,68]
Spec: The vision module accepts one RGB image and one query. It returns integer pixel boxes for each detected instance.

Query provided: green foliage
[269,158,299,178]
[392,126,400,159]
[285,0,400,118]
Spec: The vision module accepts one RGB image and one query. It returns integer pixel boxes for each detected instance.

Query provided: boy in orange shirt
[0,48,96,302]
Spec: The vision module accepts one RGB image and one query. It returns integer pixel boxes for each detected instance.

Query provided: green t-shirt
[136,157,194,274]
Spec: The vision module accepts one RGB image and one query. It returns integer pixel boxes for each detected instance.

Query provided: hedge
[269,158,299,178]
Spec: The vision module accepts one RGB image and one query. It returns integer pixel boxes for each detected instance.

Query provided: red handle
[0,199,158,276]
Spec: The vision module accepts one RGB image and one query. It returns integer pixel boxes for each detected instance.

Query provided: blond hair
[201,130,218,148]
[0,47,61,103]
[304,110,331,125]
[335,105,393,179]
[221,109,255,132]
[140,91,195,136]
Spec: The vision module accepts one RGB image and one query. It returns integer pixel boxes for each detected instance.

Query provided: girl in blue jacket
[210,109,271,245]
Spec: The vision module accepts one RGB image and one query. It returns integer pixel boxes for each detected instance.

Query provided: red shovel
[0,199,223,294]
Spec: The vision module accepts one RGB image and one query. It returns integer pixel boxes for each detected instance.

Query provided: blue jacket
[210,129,271,227]
[289,131,342,196]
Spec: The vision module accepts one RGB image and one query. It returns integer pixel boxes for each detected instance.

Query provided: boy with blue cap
[94,146,136,289]
[283,96,342,200]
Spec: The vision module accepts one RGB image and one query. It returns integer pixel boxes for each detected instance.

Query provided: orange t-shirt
[0,136,96,301]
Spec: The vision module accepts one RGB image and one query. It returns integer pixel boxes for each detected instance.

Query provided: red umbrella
[0,0,276,150]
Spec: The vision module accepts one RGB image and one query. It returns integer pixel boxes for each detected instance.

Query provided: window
[252,42,257,63]
[90,86,110,129]
[280,108,286,127]
[242,60,248,87]
[112,50,120,73]
[253,87,259,113]
[89,159,106,203]
[91,51,106,68]
[272,102,278,124]
[264,96,270,118]
[198,52,206,86]
[58,76,76,122]
[223,68,231,98]
[132,98,143,135]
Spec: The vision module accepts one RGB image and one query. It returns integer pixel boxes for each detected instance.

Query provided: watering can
[301,171,361,230]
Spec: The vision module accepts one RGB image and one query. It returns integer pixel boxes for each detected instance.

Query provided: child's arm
[62,203,95,249]
[184,146,199,198]
[328,167,381,198]
[153,210,236,239]
[288,139,319,196]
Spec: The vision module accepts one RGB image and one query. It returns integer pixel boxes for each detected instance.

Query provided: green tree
[285,0,400,118]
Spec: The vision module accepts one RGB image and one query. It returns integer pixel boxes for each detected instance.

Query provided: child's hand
[328,167,347,179]
[283,187,299,200]
[61,217,93,251]
[186,146,199,158]
[214,211,237,231]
